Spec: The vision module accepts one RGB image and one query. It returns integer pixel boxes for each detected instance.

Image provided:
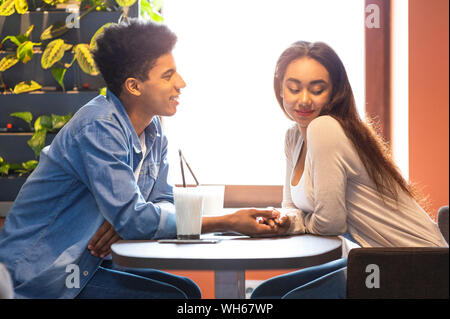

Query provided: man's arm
[74,119,171,240]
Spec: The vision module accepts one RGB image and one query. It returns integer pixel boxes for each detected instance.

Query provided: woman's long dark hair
[274,41,415,204]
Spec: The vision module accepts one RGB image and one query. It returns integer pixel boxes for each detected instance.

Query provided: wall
[409,0,449,218]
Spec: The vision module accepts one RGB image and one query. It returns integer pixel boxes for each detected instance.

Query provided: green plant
[140,0,163,22]
[10,111,72,157]
[0,25,44,92]
[0,156,38,176]
[0,0,29,16]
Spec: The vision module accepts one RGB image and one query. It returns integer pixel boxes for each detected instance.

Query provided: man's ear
[123,78,141,97]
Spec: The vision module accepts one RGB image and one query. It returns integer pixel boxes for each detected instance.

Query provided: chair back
[347,247,449,299]
[437,206,449,244]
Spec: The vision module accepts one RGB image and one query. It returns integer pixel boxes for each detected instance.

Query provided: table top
[111,234,342,270]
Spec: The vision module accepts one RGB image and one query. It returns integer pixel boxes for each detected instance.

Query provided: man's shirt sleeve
[72,119,176,240]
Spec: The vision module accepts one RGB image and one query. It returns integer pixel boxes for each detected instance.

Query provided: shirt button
[83,270,89,276]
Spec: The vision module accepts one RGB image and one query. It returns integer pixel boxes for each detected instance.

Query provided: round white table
[112,234,342,299]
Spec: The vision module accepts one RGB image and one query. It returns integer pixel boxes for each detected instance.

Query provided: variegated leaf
[40,21,69,41]
[0,54,19,72]
[13,80,42,94]
[17,41,34,64]
[0,0,15,16]
[116,0,137,7]
[14,0,28,14]
[41,39,69,69]
[89,23,113,52]
[74,44,99,76]
[24,25,34,38]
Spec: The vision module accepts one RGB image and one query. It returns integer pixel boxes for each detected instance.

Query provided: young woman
[250,41,448,299]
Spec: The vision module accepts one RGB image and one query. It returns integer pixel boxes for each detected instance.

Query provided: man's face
[136,53,186,117]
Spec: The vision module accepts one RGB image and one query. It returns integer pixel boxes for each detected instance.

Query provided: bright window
[163,0,365,185]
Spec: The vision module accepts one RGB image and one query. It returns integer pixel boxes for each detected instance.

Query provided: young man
[0,20,279,299]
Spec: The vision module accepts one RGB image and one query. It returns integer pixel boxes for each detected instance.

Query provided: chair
[0,263,14,299]
[437,205,449,244]
[346,247,449,299]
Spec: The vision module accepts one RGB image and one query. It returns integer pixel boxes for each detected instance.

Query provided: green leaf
[22,160,38,171]
[9,163,22,171]
[14,0,28,14]
[34,115,52,131]
[89,23,113,52]
[24,25,34,39]
[74,44,99,76]
[51,113,71,130]
[116,0,137,7]
[27,130,47,158]
[17,41,34,64]
[141,0,164,22]
[0,54,19,72]
[0,0,15,16]
[40,20,69,41]
[0,162,10,175]
[99,87,107,96]
[151,0,164,12]
[13,80,42,94]
[51,67,67,92]
[1,35,22,47]
[10,111,33,126]
[41,39,70,69]
[0,156,3,164]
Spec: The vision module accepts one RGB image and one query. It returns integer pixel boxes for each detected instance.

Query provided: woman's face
[281,57,332,130]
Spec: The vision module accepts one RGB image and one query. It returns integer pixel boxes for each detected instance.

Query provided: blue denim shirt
[0,91,177,298]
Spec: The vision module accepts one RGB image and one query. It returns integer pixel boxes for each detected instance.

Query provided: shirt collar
[106,90,158,154]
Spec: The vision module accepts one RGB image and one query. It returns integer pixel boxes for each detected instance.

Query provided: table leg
[214,270,246,299]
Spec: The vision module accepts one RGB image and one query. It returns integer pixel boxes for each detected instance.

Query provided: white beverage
[173,187,204,240]
[197,185,225,216]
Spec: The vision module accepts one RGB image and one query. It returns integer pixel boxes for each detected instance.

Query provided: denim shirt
[0,91,177,298]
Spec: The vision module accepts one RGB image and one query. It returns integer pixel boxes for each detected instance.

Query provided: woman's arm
[303,116,348,235]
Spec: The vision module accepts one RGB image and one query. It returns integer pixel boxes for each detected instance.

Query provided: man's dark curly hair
[93,19,177,97]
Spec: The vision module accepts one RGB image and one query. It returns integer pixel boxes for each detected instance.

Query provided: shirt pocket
[138,161,160,199]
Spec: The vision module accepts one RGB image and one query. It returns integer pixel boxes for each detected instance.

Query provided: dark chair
[437,206,449,244]
[346,247,449,299]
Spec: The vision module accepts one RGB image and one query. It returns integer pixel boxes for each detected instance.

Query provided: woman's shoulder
[307,115,350,151]
[308,115,343,132]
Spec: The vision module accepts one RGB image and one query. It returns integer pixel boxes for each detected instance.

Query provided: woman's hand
[227,208,289,237]
[88,220,122,258]
[257,210,291,236]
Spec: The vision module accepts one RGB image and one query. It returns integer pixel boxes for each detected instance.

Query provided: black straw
[178,149,200,186]
[181,153,200,186]
[178,149,186,187]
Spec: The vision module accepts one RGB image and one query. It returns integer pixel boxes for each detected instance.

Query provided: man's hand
[88,220,122,258]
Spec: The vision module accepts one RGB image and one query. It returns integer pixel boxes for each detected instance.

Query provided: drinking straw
[181,152,200,186]
[179,149,186,187]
